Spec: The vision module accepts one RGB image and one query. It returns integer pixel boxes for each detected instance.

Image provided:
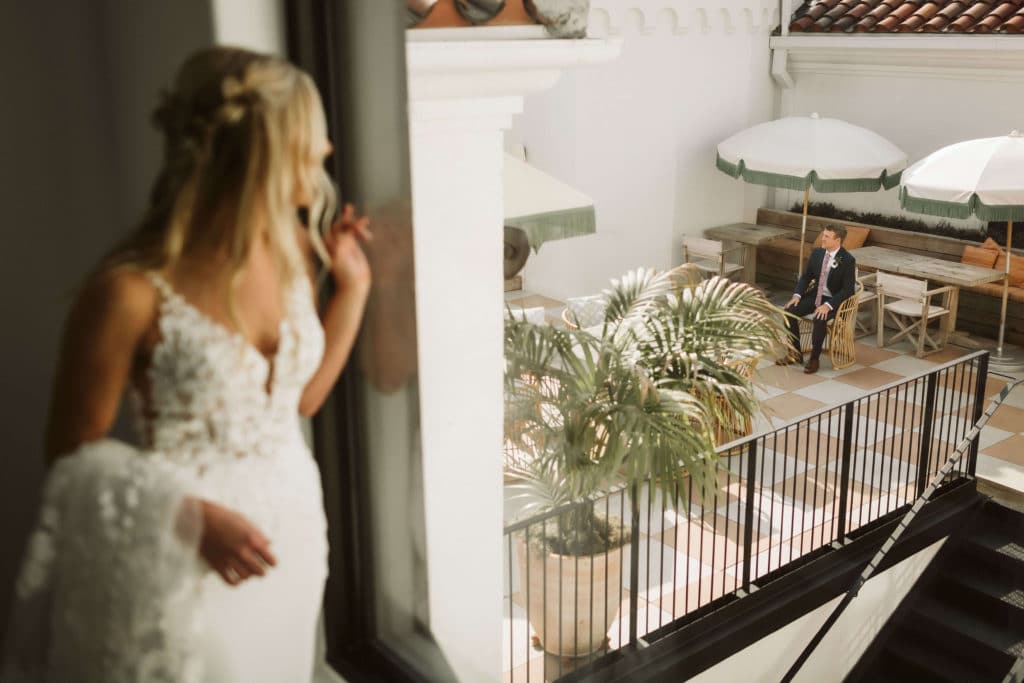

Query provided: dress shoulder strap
[145,271,175,299]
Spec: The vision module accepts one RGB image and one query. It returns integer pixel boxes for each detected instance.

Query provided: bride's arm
[297,205,372,417]
[44,269,157,464]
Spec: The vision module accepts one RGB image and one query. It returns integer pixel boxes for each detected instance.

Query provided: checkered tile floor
[503,289,1024,681]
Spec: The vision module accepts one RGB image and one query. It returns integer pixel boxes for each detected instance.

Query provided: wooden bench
[753,208,1024,346]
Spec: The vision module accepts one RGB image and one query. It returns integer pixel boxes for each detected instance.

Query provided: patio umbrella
[503,152,596,281]
[717,113,907,274]
[898,130,1024,369]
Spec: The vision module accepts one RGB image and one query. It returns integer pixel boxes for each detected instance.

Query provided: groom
[780,224,857,374]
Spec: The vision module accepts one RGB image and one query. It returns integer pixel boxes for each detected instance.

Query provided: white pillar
[405,34,621,682]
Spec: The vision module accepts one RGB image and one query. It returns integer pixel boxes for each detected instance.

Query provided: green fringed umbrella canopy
[504,153,595,253]
[717,113,907,275]
[899,130,1024,364]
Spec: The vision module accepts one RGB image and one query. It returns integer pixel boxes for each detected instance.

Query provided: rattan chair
[560,294,605,330]
[712,351,761,445]
[798,287,861,370]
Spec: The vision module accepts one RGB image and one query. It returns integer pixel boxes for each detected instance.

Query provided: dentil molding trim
[590,1,780,36]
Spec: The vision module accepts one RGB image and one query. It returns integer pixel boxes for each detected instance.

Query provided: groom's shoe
[803,357,820,374]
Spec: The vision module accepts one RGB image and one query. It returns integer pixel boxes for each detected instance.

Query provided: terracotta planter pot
[516,534,624,657]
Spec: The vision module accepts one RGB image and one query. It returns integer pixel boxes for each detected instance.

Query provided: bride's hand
[324,203,372,292]
[198,500,277,586]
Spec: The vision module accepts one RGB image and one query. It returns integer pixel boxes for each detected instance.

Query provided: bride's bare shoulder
[72,267,160,334]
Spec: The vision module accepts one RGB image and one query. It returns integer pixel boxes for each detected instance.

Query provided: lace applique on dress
[2,270,328,683]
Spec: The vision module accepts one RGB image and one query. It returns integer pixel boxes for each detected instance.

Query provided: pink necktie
[815,252,830,306]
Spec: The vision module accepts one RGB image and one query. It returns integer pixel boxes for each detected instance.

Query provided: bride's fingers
[252,541,278,568]
[238,547,267,577]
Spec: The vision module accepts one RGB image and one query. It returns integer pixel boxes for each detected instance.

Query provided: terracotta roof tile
[890,3,919,19]
[939,1,967,17]
[806,3,830,19]
[963,2,993,18]
[867,3,895,18]
[899,13,927,27]
[948,13,977,27]
[913,2,942,19]
[846,2,873,17]
[990,2,1019,18]
[833,13,862,27]
[922,13,953,27]
[788,0,1024,31]
[970,13,1002,27]
[875,13,904,26]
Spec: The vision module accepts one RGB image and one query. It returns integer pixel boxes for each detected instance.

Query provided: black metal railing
[501,351,989,682]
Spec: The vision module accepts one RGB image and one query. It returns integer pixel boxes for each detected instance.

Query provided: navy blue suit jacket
[794,247,857,310]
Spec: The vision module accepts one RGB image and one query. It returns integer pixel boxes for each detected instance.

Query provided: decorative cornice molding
[769,38,1024,83]
[589,1,779,36]
[405,37,623,131]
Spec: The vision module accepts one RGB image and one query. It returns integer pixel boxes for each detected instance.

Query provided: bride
[1,47,370,682]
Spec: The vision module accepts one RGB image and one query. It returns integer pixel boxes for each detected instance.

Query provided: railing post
[917,372,939,497]
[969,353,990,477]
[837,404,855,540]
[629,482,641,648]
[743,440,758,592]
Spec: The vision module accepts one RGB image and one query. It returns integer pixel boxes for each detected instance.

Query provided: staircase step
[879,623,989,682]
[960,527,1024,570]
[935,568,1024,615]
[980,502,1024,541]
[914,594,1024,660]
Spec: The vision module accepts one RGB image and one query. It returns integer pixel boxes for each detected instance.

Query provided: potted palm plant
[504,266,789,657]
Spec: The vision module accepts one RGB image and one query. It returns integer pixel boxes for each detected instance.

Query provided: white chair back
[876,272,925,300]
[683,237,725,257]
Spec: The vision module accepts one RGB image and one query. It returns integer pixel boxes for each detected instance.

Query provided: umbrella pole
[997,221,1012,356]
[798,187,809,275]
[990,221,1024,371]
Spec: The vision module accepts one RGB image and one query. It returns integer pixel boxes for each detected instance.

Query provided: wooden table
[849,245,1005,338]
[704,223,793,284]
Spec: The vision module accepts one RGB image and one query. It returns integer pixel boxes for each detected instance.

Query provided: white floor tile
[872,355,943,378]
[716,490,806,538]
[723,449,811,485]
[827,450,914,489]
[754,383,787,401]
[623,538,712,601]
[793,380,869,406]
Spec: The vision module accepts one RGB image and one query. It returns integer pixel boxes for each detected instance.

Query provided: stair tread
[937,568,1024,612]
[967,524,1024,562]
[915,594,1024,657]
[882,625,986,682]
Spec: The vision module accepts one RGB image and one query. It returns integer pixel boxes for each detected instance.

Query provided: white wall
[510,0,778,300]
[774,56,1024,234]
[691,538,946,683]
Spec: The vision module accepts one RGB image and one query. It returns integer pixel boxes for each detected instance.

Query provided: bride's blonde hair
[102,46,334,330]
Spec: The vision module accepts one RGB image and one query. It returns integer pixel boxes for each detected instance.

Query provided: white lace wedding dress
[2,272,335,683]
